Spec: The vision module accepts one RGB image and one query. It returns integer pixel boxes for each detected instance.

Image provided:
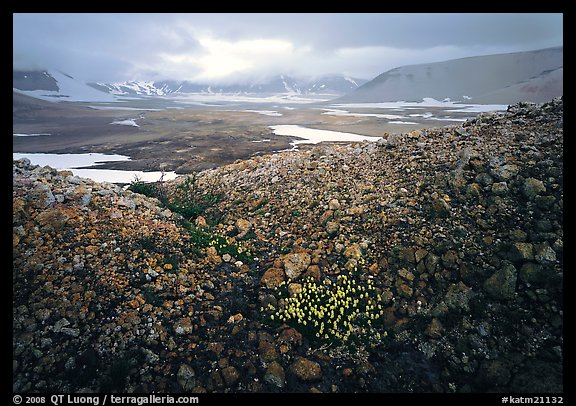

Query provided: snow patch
[344,77,358,86]
[333,97,507,112]
[13,152,177,184]
[322,108,404,120]
[270,125,381,147]
[89,105,162,111]
[111,119,140,127]
[13,152,131,168]
[14,70,118,103]
[243,110,283,117]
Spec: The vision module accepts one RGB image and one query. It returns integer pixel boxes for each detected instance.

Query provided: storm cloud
[13,13,563,84]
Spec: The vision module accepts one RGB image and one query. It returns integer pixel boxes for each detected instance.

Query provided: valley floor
[13,93,494,174]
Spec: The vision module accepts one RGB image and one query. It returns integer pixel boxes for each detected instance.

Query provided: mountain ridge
[91,74,367,96]
[337,46,563,104]
[13,70,367,100]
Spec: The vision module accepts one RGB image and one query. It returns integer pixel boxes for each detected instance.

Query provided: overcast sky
[13,13,563,84]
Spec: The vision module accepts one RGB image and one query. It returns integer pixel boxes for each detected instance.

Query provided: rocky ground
[13,98,563,393]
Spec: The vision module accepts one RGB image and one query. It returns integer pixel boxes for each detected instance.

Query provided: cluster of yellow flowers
[264,274,387,345]
[209,236,253,262]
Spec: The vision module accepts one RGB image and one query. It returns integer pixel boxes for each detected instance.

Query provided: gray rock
[65,357,76,371]
[283,252,311,280]
[425,253,441,273]
[67,176,85,185]
[491,164,519,181]
[522,178,546,199]
[53,318,70,333]
[221,366,240,387]
[491,182,509,195]
[509,242,534,262]
[289,357,322,381]
[386,133,402,148]
[142,348,159,364]
[117,197,136,209]
[534,243,556,264]
[444,282,474,311]
[325,221,340,236]
[455,127,469,137]
[415,248,428,264]
[484,262,517,299]
[177,364,196,391]
[264,361,286,388]
[429,195,451,218]
[173,318,193,335]
[328,198,341,210]
[236,218,252,238]
[425,318,443,338]
[509,229,527,242]
[466,183,482,198]
[60,327,80,337]
[519,262,543,283]
[535,195,556,209]
[377,138,388,147]
[28,184,56,209]
[475,172,494,186]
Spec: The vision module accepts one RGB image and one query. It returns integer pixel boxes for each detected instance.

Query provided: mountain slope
[13,70,117,102]
[337,47,563,104]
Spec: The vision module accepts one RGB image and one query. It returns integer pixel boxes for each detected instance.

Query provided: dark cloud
[13,13,563,83]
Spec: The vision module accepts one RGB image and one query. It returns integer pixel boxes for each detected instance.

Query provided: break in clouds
[13,13,563,84]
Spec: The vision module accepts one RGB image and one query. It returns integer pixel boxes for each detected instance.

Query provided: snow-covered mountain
[90,75,366,96]
[13,70,117,102]
[336,47,563,104]
[13,69,366,102]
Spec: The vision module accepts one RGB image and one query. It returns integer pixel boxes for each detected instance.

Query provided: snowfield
[110,119,140,127]
[270,125,382,148]
[13,70,118,103]
[13,152,178,183]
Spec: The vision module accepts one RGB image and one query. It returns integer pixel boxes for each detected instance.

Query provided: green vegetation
[291,209,301,218]
[164,175,222,222]
[129,174,253,263]
[142,286,163,307]
[127,178,160,199]
[128,173,222,223]
[263,273,387,347]
[210,236,254,263]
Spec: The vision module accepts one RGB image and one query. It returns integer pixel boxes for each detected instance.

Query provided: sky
[13,13,563,84]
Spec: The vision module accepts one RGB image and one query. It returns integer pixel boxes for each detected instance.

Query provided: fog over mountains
[12,71,366,101]
[13,47,562,104]
[90,75,366,96]
[337,47,563,104]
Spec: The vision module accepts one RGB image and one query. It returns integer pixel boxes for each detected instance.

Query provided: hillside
[337,47,563,104]
[13,70,117,103]
[13,98,563,393]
